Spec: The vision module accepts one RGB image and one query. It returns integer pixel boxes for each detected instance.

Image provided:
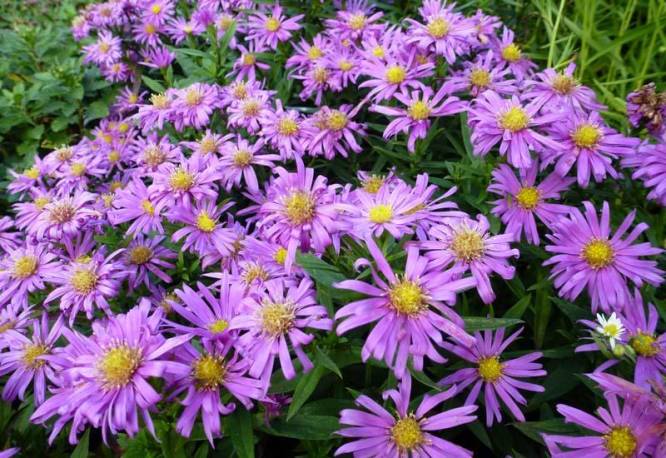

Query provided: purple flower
[447,50,517,97]
[108,179,167,235]
[122,235,175,290]
[524,63,605,112]
[230,43,270,81]
[469,91,561,169]
[171,83,220,131]
[44,248,124,322]
[621,141,666,206]
[544,201,663,313]
[492,27,537,80]
[132,20,163,47]
[543,110,640,187]
[440,327,546,426]
[336,375,477,457]
[371,84,466,152]
[130,133,182,176]
[324,1,384,42]
[151,156,221,208]
[305,104,366,159]
[135,90,177,133]
[0,216,21,253]
[230,277,332,384]
[167,340,265,444]
[488,163,574,244]
[31,302,190,444]
[246,4,303,50]
[181,130,227,165]
[421,214,519,304]
[0,243,60,308]
[260,100,305,160]
[335,238,475,378]
[359,50,433,102]
[543,394,662,457]
[218,136,279,192]
[82,31,122,66]
[0,305,32,350]
[227,92,272,133]
[0,315,63,406]
[140,45,176,69]
[34,192,99,241]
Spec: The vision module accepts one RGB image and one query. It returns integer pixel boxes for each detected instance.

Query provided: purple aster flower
[130,133,182,176]
[34,192,99,241]
[0,314,63,406]
[230,43,271,81]
[171,83,220,131]
[166,16,205,44]
[132,20,163,48]
[0,243,60,308]
[31,302,191,444]
[543,394,662,457]
[166,275,242,343]
[0,217,21,253]
[492,27,537,80]
[324,0,384,42]
[135,89,177,133]
[0,304,32,350]
[359,50,433,102]
[227,91,272,134]
[140,45,176,69]
[440,327,546,426]
[469,9,501,45]
[214,12,241,46]
[230,277,332,384]
[260,100,305,159]
[621,141,666,206]
[336,375,477,457]
[122,235,175,291]
[469,90,562,169]
[544,201,664,313]
[324,45,362,89]
[13,192,53,235]
[54,153,106,194]
[167,339,265,444]
[100,61,131,83]
[169,199,236,264]
[305,104,366,159]
[71,14,90,41]
[335,238,476,378]
[108,179,166,236]
[180,130,227,165]
[219,136,279,192]
[447,50,518,97]
[488,163,575,244]
[246,4,303,50]
[295,63,338,105]
[408,174,468,240]
[370,84,466,153]
[141,0,174,26]
[543,110,641,187]
[405,0,476,64]
[220,77,265,109]
[44,248,124,322]
[8,155,48,196]
[286,34,329,71]
[151,156,221,208]
[82,31,122,66]
[524,63,605,112]
[421,214,519,304]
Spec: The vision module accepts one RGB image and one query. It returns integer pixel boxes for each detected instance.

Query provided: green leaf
[512,419,582,444]
[295,252,346,287]
[552,297,589,322]
[70,428,90,458]
[84,100,109,123]
[316,346,342,379]
[464,317,523,332]
[503,294,531,319]
[287,363,326,420]
[141,75,166,93]
[225,409,255,458]
[262,415,339,440]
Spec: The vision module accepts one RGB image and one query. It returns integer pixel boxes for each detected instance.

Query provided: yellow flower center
[196,211,216,233]
[185,88,202,106]
[242,99,260,116]
[385,65,407,84]
[200,137,217,154]
[233,150,253,167]
[368,204,393,224]
[582,239,614,269]
[604,426,637,458]
[391,415,423,451]
[143,145,166,166]
[139,199,154,216]
[22,344,49,369]
[452,229,485,262]
[49,203,76,223]
[363,175,384,194]
[348,13,366,31]
[34,196,50,210]
[101,193,114,208]
[308,46,323,60]
[515,187,540,210]
[232,82,247,99]
[500,107,529,132]
[128,93,138,103]
[389,280,425,315]
[193,354,226,390]
[470,68,491,88]
[150,93,169,109]
[242,264,269,284]
[427,17,450,38]
[261,302,295,336]
[129,246,152,265]
[326,110,348,131]
[572,123,601,149]
[273,247,288,265]
[630,333,659,357]
[265,16,280,32]
[56,146,73,161]
[313,66,329,84]
[71,268,98,294]
[478,356,503,382]
[99,346,142,388]
[277,118,299,136]
[70,162,86,177]
[372,46,385,58]
[408,100,431,120]
[284,191,315,225]
[208,319,229,335]
[145,23,156,35]
[218,16,234,30]
[338,59,353,71]
[108,150,120,163]
[552,74,576,94]
[242,53,256,66]
[502,43,522,62]
[150,3,161,14]
[23,166,40,179]
[169,168,194,191]
[13,256,38,279]
[99,42,110,53]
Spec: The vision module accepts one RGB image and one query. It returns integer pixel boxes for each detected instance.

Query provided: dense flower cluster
[0,0,664,456]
